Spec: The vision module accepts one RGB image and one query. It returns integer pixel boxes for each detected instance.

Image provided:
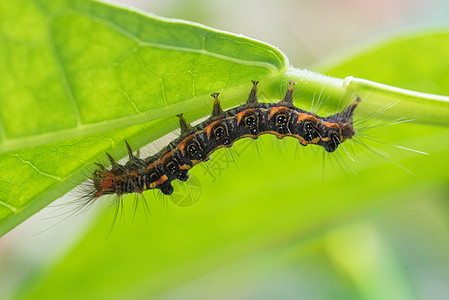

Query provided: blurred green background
[1,0,449,299]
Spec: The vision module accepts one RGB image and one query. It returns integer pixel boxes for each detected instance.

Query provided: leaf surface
[0,0,287,236]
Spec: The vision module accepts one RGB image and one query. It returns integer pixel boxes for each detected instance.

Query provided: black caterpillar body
[92,81,361,197]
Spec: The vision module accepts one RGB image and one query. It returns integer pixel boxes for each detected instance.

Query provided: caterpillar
[90,81,360,198]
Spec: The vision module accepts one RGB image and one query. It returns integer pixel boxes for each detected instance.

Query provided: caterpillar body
[91,81,361,197]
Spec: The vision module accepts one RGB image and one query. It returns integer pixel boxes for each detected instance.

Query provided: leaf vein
[70,10,280,72]
[33,0,83,127]
[119,88,141,113]
[15,154,62,181]
[0,200,17,213]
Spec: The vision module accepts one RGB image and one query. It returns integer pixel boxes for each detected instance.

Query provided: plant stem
[265,68,449,127]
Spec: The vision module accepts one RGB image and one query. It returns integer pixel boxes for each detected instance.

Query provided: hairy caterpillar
[90,81,360,198]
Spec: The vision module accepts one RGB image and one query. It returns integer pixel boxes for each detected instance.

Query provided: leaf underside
[0,0,287,236]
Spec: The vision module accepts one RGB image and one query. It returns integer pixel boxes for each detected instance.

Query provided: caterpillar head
[321,97,360,152]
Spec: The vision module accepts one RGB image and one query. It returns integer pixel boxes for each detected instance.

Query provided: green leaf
[0,0,288,236]
[0,0,286,153]
[12,27,449,300]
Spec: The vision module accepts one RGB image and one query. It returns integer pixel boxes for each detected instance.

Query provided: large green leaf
[0,0,286,152]
[0,0,288,236]
[12,29,449,299]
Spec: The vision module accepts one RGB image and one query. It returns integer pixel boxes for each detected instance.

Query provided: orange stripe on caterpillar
[149,175,168,189]
[204,119,222,138]
[297,112,319,122]
[236,108,256,125]
[268,106,290,119]
[322,121,340,129]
